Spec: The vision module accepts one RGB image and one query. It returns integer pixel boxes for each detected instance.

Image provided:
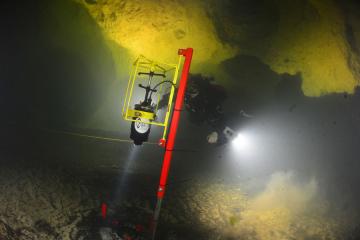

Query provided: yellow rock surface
[77,0,360,96]
[260,0,359,96]
[77,0,236,70]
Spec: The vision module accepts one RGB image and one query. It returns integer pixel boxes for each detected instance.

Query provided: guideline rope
[42,128,158,145]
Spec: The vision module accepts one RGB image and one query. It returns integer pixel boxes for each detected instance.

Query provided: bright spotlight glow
[232,133,250,150]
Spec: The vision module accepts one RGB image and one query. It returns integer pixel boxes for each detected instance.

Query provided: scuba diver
[157,74,252,145]
[184,74,253,145]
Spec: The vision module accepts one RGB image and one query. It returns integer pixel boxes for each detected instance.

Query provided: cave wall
[75,0,237,69]
[77,0,360,97]
[0,0,132,131]
[3,0,360,131]
[259,0,359,96]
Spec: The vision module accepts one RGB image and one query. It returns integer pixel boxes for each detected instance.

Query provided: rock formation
[77,0,360,96]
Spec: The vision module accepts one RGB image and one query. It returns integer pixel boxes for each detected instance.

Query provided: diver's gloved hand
[206,126,237,145]
[207,131,218,144]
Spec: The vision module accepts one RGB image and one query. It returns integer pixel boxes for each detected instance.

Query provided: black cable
[149,80,176,100]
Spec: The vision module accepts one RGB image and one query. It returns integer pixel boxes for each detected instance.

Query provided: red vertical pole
[151,48,193,239]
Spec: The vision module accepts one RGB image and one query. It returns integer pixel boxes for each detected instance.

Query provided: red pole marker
[135,224,144,232]
[151,48,193,240]
[158,138,166,148]
[101,202,107,219]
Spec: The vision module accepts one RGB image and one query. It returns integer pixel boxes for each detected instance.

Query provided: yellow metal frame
[122,55,182,140]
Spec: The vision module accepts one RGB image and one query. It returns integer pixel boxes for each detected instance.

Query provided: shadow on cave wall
[220,54,303,115]
[219,52,360,144]
[207,0,279,52]
[0,0,123,131]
